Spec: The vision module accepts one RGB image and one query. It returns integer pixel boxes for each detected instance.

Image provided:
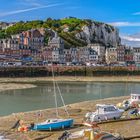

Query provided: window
[104,107,116,112]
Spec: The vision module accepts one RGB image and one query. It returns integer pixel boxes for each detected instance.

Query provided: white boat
[117,93,140,110]
[32,62,74,130]
[130,93,140,103]
[85,104,124,122]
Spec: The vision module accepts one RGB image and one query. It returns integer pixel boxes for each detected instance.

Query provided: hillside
[0,17,120,48]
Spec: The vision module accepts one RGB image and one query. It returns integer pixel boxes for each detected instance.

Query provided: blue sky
[1,0,140,46]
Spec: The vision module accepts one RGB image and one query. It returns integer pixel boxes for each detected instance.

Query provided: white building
[87,43,105,62]
[48,32,64,49]
[70,48,78,63]
[88,48,98,62]
[52,47,60,63]
[105,47,117,64]
[133,47,140,63]
[0,39,19,50]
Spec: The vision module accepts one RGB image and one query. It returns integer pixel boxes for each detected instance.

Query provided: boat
[58,122,123,140]
[117,93,140,110]
[32,64,74,130]
[33,118,73,131]
[85,104,124,122]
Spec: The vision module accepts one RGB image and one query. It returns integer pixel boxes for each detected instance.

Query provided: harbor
[0,78,138,116]
[0,96,140,140]
[0,78,140,139]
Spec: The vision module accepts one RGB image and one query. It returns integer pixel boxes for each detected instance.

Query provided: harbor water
[0,82,139,116]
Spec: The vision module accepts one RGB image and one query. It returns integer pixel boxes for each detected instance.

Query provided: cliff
[75,22,121,47]
[0,18,121,48]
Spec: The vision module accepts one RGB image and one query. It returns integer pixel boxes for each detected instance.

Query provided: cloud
[109,22,140,27]
[121,35,140,42]
[121,34,140,47]
[20,0,42,7]
[0,3,63,17]
[132,12,140,15]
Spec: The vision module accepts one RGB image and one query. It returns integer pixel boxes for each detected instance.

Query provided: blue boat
[33,118,74,130]
[32,64,74,131]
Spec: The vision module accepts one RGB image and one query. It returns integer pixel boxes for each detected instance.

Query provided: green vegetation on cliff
[0,17,115,48]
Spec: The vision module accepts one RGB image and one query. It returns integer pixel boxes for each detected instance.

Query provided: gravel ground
[1,96,139,140]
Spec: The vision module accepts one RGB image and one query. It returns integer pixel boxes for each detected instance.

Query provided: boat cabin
[96,104,117,114]
[131,93,140,102]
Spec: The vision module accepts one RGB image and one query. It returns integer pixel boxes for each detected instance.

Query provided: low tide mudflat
[1,76,140,83]
[0,76,140,139]
[1,96,140,140]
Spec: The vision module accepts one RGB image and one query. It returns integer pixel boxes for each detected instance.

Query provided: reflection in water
[0,82,140,116]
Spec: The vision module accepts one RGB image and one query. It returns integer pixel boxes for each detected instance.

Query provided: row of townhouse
[0,29,45,61]
[106,46,140,65]
[41,43,106,64]
[1,28,140,65]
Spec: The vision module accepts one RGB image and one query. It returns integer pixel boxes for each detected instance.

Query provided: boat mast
[56,82,70,117]
[51,64,59,118]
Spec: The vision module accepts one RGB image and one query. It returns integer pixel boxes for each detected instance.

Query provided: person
[58,131,70,140]
[29,123,35,130]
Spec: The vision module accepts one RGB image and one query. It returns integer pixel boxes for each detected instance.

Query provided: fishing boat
[85,104,124,122]
[32,64,74,130]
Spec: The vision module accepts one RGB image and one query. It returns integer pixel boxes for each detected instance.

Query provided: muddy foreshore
[0,83,36,93]
[0,76,140,84]
[1,96,140,140]
[0,76,140,139]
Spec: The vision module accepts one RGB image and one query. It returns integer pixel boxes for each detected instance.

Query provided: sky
[0,0,140,46]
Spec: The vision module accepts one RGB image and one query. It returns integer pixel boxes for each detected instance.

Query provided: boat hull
[33,119,73,131]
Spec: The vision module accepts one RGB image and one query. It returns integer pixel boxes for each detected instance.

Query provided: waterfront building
[105,47,117,64]
[70,48,78,64]
[52,46,60,63]
[133,47,140,62]
[78,47,89,63]
[124,47,134,62]
[117,45,125,62]
[88,48,98,63]
[87,43,105,63]
[42,47,53,62]
[64,49,71,63]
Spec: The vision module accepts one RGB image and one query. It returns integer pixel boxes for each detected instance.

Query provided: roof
[96,104,115,108]
[131,93,140,96]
